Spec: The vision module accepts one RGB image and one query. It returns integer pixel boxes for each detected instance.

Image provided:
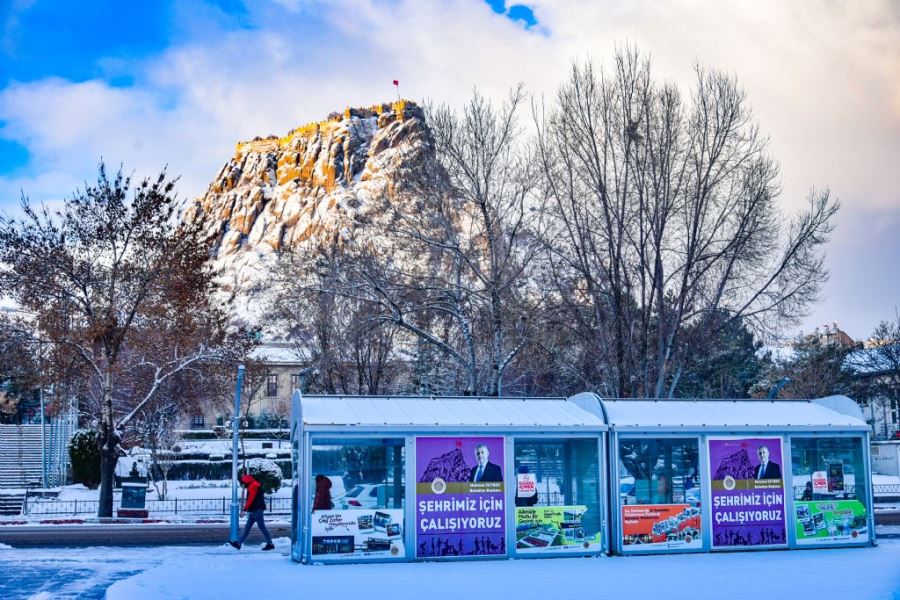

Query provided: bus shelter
[578,393,876,554]
[289,392,609,563]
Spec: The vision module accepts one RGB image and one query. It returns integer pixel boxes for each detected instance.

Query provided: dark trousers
[240,509,273,545]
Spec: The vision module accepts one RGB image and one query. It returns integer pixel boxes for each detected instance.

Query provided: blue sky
[0,0,898,340]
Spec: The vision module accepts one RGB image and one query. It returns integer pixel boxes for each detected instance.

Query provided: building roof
[249,343,304,365]
[298,395,607,431]
[595,395,868,431]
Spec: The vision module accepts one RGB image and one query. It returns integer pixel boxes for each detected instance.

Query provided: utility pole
[38,337,46,489]
[229,364,246,544]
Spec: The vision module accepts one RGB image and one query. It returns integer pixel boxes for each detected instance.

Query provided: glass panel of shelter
[310,439,405,511]
[512,439,602,552]
[789,436,869,545]
[618,437,702,551]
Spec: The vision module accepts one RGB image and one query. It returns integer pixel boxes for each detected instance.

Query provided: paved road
[0,520,291,547]
[877,511,900,525]
[0,543,293,599]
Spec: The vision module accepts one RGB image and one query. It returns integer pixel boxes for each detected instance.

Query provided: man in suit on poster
[755,445,782,480]
[469,444,503,482]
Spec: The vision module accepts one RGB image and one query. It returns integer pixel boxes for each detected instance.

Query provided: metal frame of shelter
[289,391,610,564]
[583,393,877,555]
[289,391,875,564]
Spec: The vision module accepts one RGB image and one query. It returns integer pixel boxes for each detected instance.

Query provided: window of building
[309,438,406,559]
[790,437,869,544]
[191,415,205,429]
[290,374,301,391]
[513,439,602,552]
[618,437,701,551]
[266,373,278,397]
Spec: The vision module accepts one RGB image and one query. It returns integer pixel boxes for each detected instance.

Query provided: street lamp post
[39,382,46,489]
[229,364,246,544]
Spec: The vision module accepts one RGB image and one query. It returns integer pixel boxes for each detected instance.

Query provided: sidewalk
[0,518,290,547]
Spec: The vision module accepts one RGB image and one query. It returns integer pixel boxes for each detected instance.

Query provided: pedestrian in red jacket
[230,473,275,551]
[312,474,334,511]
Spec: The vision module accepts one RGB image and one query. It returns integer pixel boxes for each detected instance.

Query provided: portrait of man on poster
[754,445,782,480]
[469,444,503,482]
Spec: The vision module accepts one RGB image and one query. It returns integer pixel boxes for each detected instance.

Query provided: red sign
[622,504,701,548]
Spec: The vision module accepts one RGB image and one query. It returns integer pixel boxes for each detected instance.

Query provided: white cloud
[1,0,898,335]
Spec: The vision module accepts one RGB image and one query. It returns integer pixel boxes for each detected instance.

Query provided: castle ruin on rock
[185,100,435,324]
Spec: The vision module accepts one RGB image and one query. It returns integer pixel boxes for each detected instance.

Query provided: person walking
[312,474,334,511]
[230,473,275,551]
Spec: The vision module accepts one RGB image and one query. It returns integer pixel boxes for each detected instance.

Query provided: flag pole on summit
[393,79,400,101]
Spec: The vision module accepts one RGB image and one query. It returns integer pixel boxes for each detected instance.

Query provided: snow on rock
[184,100,436,329]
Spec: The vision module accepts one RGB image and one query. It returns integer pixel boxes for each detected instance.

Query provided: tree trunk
[97,425,119,518]
[97,365,118,518]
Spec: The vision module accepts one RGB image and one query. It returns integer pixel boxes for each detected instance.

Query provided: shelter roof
[299,395,606,430]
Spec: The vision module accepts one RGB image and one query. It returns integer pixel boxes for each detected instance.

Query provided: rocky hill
[186,100,434,325]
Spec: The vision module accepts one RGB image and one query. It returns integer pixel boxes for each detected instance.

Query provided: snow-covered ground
[35,480,294,502]
[2,480,293,522]
[2,538,898,599]
[103,540,900,600]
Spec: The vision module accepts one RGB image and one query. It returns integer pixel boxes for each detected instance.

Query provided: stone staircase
[0,424,46,489]
[0,492,25,516]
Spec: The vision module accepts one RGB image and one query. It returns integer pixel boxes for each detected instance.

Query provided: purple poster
[415,436,506,557]
[708,437,787,548]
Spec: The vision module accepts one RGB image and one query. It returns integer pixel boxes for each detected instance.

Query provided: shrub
[68,429,101,489]
[240,458,283,494]
[164,459,292,481]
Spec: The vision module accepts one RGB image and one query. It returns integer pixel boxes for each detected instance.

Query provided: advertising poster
[515,506,601,553]
[708,437,787,548]
[415,436,506,557]
[311,508,405,559]
[827,463,845,492]
[621,504,702,551]
[795,500,868,545]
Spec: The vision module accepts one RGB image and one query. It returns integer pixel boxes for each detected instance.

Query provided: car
[337,483,386,509]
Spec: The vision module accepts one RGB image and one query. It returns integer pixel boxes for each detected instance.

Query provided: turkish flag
[393,80,399,86]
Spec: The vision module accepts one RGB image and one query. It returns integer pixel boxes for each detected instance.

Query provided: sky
[0,0,898,341]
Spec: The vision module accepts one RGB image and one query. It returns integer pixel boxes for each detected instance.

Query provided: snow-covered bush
[240,458,283,494]
[168,459,292,481]
[68,429,101,489]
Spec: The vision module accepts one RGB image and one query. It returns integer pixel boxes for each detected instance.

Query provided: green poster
[794,500,868,545]
[514,506,602,552]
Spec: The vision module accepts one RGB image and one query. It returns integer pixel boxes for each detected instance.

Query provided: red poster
[622,504,702,551]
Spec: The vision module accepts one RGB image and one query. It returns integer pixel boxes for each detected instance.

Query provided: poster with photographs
[621,504,702,552]
[311,509,405,559]
[794,500,868,545]
[515,505,602,553]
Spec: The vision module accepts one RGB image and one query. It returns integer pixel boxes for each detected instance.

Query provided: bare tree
[847,311,900,439]
[266,243,400,395]
[333,88,539,395]
[0,313,41,420]
[136,403,180,501]
[534,48,838,398]
[0,164,237,517]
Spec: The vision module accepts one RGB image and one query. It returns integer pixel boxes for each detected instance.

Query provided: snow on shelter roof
[300,395,607,430]
[595,395,868,431]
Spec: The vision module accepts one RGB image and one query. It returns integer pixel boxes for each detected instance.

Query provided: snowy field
[2,538,899,599]
[6,480,294,521]
[37,480,294,502]
[105,540,898,600]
